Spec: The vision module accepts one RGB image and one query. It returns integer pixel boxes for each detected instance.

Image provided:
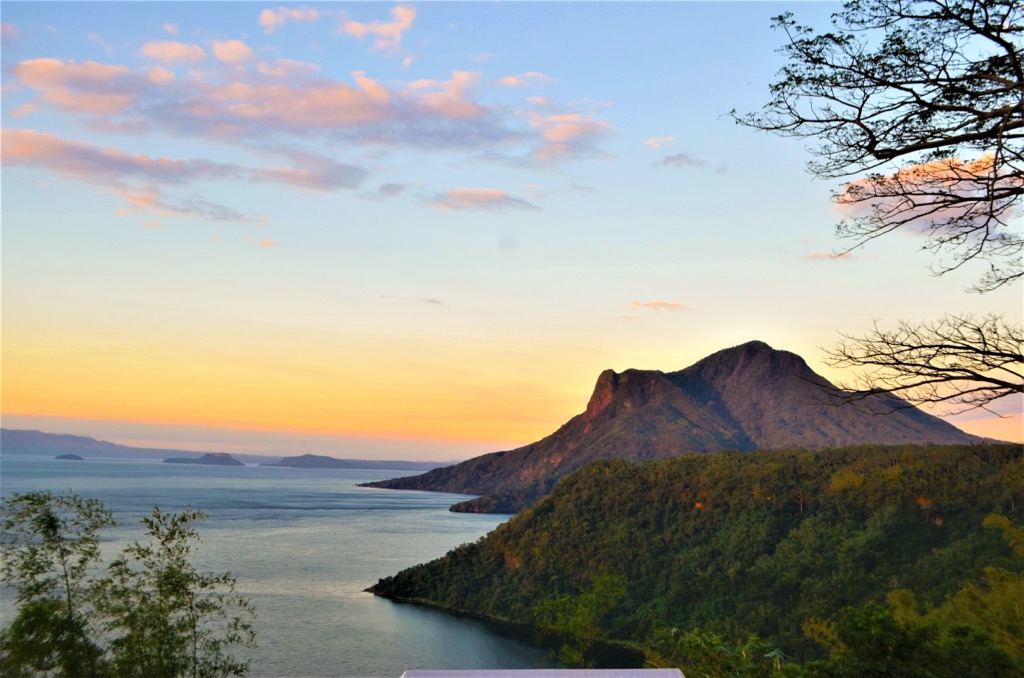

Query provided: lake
[0,455,553,677]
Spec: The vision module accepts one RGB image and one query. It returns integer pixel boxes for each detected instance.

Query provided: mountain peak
[585,369,620,418]
[365,341,984,512]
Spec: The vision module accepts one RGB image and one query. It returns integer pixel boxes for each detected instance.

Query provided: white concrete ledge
[401,671,684,678]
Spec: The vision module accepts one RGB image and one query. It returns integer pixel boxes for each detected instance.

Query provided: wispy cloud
[430,187,539,212]
[657,151,727,174]
[259,6,322,33]
[2,22,19,38]
[628,300,689,312]
[528,111,612,161]
[799,250,855,262]
[2,128,366,219]
[643,136,673,149]
[497,71,554,87]
[138,41,206,63]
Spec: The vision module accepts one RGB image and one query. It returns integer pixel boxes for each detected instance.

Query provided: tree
[99,507,256,678]
[825,313,1022,412]
[533,573,627,667]
[737,0,1023,411]
[736,0,1023,292]
[0,493,256,678]
[0,491,114,677]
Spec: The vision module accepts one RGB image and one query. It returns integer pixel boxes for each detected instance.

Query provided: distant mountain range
[362,341,986,512]
[0,429,449,471]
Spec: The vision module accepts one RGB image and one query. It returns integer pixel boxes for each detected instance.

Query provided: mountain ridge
[362,341,985,512]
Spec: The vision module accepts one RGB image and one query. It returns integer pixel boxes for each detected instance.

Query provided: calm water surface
[0,455,552,677]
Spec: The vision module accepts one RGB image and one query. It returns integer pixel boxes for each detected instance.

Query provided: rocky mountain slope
[362,341,983,512]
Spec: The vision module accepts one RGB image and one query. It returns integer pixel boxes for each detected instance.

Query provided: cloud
[658,152,708,169]
[799,250,855,261]
[362,183,407,201]
[11,102,38,118]
[468,52,495,63]
[2,128,365,220]
[256,58,320,79]
[406,70,483,118]
[497,71,554,87]
[2,22,19,38]
[210,39,255,64]
[138,40,206,63]
[7,41,615,185]
[12,58,135,114]
[430,187,539,212]
[257,238,279,247]
[643,136,673,149]
[259,6,322,33]
[834,154,1015,235]
[528,111,612,161]
[628,300,689,312]
[657,152,727,174]
[339,4,415,54]
[162,23,178,36]
[115,185,256,222]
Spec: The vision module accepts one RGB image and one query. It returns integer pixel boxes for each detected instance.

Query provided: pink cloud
[643,136,673,149]
[258,238,279,247]
[115,185,254,222]
[799,250,854,262]
[162,23,179,36]
[13,58,137,114]
[7,48,612,172]
[497,71,554,87]
[431,187,538,212]
[406,71,483,118]
[259,6,321,33]
[257,58,320,79]
[529,111,611,161]
[834,154,1017,235]
[211,39,255,64]
[3,128,365,191]
[628,300,689,312]
[2,128,365,220]
[138,40,206,63]
[1,22,18,38]
[340,4,415,54]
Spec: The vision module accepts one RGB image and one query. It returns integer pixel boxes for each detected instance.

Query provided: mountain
[163,452,244,466]
[362,341,984,512]
[261,454,448,472]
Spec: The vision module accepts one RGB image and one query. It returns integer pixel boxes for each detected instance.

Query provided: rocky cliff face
[361,341,983,512]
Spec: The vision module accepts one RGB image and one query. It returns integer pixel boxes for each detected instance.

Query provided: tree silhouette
[738,0,1022,412]
[737,0,1023,292]
[825,313,1022,412]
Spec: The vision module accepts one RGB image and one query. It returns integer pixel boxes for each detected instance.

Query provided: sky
[2,1,1021,460]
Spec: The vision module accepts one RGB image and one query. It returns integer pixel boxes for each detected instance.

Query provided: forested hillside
[370,443,1024,674]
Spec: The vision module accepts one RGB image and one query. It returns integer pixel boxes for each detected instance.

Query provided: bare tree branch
[825,313,1023,412]
[735,0,1023,292]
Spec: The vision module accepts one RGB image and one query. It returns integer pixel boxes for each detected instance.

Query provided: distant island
[163,453,243,466]
[261,454,450,472]
[55,453,84,461]
[1,429,452,470]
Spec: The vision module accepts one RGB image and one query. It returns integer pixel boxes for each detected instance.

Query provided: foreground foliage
[370,443,1024,674]
[1,492,255,678]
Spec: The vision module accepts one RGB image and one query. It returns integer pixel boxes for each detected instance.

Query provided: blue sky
[2,2,1020,458]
